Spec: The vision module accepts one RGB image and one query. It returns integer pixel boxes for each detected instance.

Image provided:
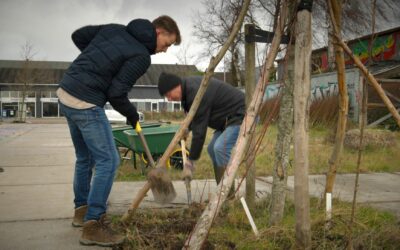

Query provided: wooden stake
[293,3,312,248]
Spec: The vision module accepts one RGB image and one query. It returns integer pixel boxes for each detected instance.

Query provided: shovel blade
[147,168,176,204]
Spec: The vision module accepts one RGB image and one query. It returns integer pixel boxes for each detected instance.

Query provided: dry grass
[111,197,400,249]
[116,121,400,181]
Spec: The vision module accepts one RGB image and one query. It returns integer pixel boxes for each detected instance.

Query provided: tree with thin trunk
[293,0,313,248]
[15,41,37,123]
[268,0,295,227]
[324,0,349,200]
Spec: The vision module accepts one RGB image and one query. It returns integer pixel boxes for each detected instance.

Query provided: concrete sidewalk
[0,123,399,249]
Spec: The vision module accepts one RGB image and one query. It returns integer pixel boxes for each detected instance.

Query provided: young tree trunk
[183,2,288,249]
[233,50,242,87]
[327,7,335,71]
[324,0,348,198]
[269,40,294,226]
[269,0,296,226]
[293,1,313,248]
[244,23,256,210]
[347,79,368,249]
[121,0,252,223]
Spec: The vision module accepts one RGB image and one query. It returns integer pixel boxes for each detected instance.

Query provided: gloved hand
[127,112,140,128]
[182,159,194,181]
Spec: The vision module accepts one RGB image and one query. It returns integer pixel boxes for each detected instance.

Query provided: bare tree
[193,0,257,86]
[15,41,37,122]
[173,41,201,66]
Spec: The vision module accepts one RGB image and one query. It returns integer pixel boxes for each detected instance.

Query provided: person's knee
[207,142,214,156]
[111,153,120,172]
[213,143,229,166]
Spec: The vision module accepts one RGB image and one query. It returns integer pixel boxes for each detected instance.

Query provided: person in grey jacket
[58,16,180,246]
[158,72,245,188]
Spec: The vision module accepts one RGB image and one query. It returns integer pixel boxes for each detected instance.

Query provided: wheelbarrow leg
[132,150,137,169]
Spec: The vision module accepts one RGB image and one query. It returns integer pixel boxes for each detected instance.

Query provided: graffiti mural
[264,69,362,122]
[311,28,400,73]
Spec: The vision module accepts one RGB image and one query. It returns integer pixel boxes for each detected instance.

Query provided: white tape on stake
[326,192,332,220]
[240,197,259,237]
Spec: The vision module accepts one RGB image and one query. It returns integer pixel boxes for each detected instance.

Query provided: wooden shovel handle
[181,139,187,166]
[121,181,151,223]
[136,122,156,168]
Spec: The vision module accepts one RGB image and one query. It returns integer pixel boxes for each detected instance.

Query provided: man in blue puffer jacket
[57,16,180,246]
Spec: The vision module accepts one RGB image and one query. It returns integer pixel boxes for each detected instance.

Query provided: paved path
[0,123,399,249]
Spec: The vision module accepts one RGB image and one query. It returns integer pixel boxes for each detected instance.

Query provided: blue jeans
[207,125,240,170]
[60,102,120,221]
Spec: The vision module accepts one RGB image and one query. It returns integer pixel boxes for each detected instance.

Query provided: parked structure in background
[0,60,198,119]
[267,26,400,126]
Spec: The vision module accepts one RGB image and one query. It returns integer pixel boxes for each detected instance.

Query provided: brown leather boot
[72,205,87,227]
[80,214,125,246]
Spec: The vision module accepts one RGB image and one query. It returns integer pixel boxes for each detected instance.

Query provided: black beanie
[158,72,182,96]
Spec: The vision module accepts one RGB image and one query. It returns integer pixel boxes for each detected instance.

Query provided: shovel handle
[121,181,151,223]
[180,139,187,166]
[136,122,156,168]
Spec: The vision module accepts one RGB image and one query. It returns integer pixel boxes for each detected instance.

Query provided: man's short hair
[152,15,181,45]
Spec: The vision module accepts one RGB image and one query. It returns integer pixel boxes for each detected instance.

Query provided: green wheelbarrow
[112,123,189,169]
[112,122,161,169]
[123,124,189,171]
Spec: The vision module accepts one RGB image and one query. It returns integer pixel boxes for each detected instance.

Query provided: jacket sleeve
[107,55,150,123]
[71,25,103,51]
[108,93,139,126]
[189,108,211,161]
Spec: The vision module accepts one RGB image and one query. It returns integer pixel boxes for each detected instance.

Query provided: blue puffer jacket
[59,19,156,125]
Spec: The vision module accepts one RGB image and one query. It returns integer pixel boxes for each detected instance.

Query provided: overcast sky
[0,0,206,68]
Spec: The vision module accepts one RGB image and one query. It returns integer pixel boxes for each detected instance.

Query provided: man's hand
[183,128,190,140]
[182,159,194,181]
[127,112,140,127]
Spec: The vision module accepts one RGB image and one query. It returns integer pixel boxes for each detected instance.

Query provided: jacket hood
[127,19,156,55]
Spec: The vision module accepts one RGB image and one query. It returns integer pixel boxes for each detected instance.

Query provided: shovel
[134,122,176,203]
[121,122,177,223]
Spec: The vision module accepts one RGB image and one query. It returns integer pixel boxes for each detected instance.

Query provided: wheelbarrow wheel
[140,153,166,168]
[168,147,189,170]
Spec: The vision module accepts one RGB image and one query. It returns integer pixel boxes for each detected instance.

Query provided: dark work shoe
[79,214,125,247]
[72,205,87,227]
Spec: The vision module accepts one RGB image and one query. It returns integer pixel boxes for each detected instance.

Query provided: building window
[43,103,58,117]
[152,102,158,112]
[159,102,168,112]
[26,103,36,117]
[145,102,151,111]
[27,91,36,98]
[136,102,145,111]
[10,91,19,98]
[173,103,181,111]
[41,91,57,98]
[1,91,9,98]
